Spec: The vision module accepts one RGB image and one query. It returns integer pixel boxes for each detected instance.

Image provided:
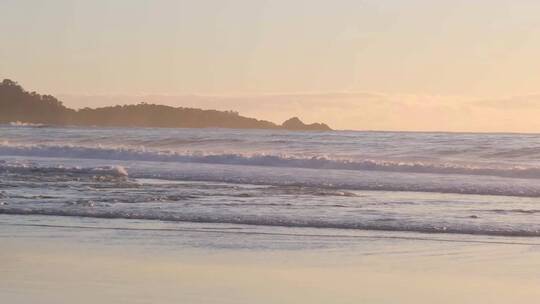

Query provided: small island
[0,79,331,131]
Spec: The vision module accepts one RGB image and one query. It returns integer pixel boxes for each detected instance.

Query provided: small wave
[264,186,358,197]
[5,222,540,246]
[485,147,540,158]
[2,143,540,179]
[9,121,47,128]
[1,207,540,237]
[133,170,540,197]
[487,209,540,214]
[0,162,128,177]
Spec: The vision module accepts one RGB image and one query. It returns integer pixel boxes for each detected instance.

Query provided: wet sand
[2,216,540,304]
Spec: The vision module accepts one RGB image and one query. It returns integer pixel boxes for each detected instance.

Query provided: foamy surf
[8,121,47,127]
[1,142,540,179]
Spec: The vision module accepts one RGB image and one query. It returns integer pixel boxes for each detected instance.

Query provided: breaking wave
[1,142,540,179]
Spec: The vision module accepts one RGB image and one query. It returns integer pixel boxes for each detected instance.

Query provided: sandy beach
[2,215,540,304]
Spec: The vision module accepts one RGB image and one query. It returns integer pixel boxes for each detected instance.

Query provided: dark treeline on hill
[0,79,331,131]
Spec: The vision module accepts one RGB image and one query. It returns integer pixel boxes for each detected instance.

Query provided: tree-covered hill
[0,79,331,131]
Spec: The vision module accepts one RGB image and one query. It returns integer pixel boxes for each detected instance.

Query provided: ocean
[2,124,540,243]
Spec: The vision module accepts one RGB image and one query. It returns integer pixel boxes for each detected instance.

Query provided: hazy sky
[2,0,540,131]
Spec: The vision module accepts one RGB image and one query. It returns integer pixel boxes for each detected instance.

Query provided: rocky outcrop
[281,117,332,131]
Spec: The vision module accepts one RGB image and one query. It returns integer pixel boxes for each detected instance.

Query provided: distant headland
[0,79,331,131]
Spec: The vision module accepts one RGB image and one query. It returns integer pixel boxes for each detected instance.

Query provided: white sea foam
[0,161,128,177]
[1,142,539,179]
[9,121,46,127]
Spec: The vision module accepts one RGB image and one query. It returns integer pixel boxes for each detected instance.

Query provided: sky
[2,0,540,132]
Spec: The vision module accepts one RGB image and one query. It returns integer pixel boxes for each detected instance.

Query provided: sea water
[2,124,540,244]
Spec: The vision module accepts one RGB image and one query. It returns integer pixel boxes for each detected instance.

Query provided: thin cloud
[471,94,540,109]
